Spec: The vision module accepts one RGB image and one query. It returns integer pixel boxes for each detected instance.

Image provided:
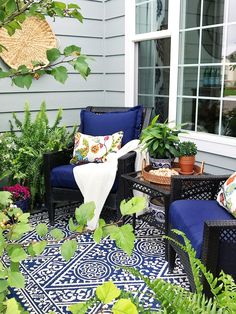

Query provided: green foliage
[112,298,138,314]
[178,141,198,156]
[0,1,90,87]
[61,240,77,261]
[120,197,146,216]
[140,115,182,159]
[96,281,121,304]
[50,228,64,241]
[75,202,95,228]
[0,102,76,203]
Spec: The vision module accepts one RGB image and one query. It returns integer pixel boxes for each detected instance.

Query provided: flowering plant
[2,184,30,201]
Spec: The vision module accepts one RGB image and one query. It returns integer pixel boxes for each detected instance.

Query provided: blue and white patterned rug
[4,208,189,313]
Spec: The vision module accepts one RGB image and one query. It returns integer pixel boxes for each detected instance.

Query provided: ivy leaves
[0,45,91,89]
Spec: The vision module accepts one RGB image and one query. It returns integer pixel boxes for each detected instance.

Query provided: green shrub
[0,102,76,205]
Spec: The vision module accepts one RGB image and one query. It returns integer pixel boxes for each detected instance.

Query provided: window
[138,39,170,121]
[178,0,236,138]
[136,0,169,34]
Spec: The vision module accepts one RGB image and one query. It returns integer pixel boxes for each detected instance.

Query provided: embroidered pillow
[217,172,236,218]
[70,131,123,164]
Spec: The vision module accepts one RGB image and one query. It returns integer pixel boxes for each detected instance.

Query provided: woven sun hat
[0,16,57,69]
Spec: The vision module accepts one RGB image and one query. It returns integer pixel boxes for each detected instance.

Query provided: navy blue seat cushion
[51,164,118,193]
[80,106,143,145]
[169,200,234,258]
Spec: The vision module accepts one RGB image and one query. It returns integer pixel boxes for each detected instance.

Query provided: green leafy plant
[0,1,91,88]
[0,192,147,313]
[140,115,181,159]
[178,141,197,157]
[0,102,76,204]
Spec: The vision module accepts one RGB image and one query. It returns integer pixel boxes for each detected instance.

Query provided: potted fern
[178,141,197,174]
[140,115,181,168]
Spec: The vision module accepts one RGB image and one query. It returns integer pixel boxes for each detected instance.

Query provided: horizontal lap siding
[0,0,104,132]
[104,0,125,106]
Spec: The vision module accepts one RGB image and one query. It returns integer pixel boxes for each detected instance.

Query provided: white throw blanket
[73,139,146,230]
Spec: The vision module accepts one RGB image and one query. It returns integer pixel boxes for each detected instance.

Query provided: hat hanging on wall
[0,16,57,69]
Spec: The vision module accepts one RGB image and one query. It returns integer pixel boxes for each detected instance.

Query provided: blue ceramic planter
[15,198,30,212]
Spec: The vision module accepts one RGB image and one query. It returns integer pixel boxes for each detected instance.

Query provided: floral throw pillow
[217,172,236,218]
[70,131,123,164]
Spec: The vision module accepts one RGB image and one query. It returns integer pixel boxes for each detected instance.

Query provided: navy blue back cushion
[80,106,143,145]
[169,200,233,258]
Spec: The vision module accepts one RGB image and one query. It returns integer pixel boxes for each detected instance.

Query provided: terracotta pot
[179,156,195,174]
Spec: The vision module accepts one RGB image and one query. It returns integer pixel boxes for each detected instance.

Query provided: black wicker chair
[44,106,152,225]
[167,174,236,296]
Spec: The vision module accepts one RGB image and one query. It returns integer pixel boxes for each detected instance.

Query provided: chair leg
[48,201,55,226]
[168,243,176,272]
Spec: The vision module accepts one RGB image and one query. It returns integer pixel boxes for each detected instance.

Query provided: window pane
[226,25,236,62]
[228,0,236,23]
[138,69,154,94]
[138,95,154,107]
[180,0,200,29]
[179,30,199,64]
[136,0,169,34]
[224,65,236,97]
[178,98,196,131]
[155,38,170,66]
[202,0,224,26]
[198,99,220,134]
[221,101,236,137]
[201,26,223,63]
[178,66,198,96]
[199,66,222,97]
[154,97,169,122]
[155,68,169,95]
[136,2,152,34]
[139,41,155,67]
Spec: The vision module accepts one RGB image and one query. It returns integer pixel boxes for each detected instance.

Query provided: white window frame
[125,0,236,159]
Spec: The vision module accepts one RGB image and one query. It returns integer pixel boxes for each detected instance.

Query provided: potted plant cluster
[2,184,30,212]
[141,115,181,168]
[178,141,197,174]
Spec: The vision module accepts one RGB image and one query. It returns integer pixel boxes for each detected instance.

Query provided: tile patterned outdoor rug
[4,208,190,313]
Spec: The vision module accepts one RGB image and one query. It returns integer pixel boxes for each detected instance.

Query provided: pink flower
[2,184,30,201]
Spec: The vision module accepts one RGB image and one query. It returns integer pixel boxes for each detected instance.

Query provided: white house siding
[0,0,125,132]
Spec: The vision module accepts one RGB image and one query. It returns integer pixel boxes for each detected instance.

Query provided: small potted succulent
[178,141,197,174]
[141,115,181,168]
[2,184,30,212]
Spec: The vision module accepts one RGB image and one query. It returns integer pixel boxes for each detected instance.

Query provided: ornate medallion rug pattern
[4,210,189,313]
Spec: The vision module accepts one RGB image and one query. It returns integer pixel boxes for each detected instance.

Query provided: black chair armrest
[201,220,236,291]
[116,151,137,201]
[170,174,228,202]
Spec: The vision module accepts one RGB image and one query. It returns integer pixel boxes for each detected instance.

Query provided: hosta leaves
[93,219,106,243]
[112,299,138,314]
[7,271,25,288]
[61,240,77,261]
[109,225,135,256]
[35,223,48,237]
[75,202,95,227]
[68,303,87,314]
[5,298,21,314]
[51,66,68,84]
[96,281,121,304]
[46,48,61,63]
[50,228,64,240]
[120,197,146,216]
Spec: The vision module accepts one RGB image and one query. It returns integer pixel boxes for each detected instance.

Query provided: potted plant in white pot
[178,141,197,174]
[140,115,181,168]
